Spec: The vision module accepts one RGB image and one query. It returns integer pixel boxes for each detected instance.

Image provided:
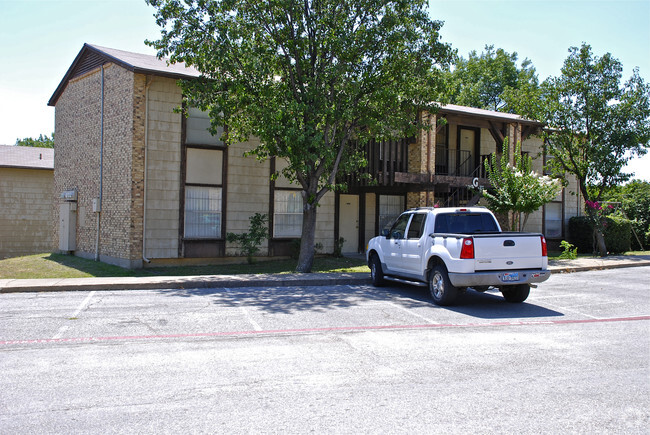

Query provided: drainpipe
[142,76,153,264]
[95,65,105,262]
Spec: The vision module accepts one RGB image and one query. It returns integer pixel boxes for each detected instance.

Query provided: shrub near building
[569,215,632,254]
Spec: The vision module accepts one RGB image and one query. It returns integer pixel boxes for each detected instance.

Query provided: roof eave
[437,105,545,128]
[47,44,199,107]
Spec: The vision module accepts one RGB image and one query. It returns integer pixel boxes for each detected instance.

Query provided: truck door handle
[504,240,515,247]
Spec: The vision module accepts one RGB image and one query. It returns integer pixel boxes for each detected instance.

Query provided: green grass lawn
[2,250,648,280]
[0,253,370,280]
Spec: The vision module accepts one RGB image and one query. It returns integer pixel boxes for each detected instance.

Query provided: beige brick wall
[316,191,335,253]
[480,127,498,156]
[0,168,53,259]
[143,76,183,259]
[53,63,141,267]
[225,139,271,255]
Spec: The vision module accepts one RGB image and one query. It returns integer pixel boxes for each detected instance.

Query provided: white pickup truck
[366,207,550,305]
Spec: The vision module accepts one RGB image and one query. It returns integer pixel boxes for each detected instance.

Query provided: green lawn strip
[0,253,369,280]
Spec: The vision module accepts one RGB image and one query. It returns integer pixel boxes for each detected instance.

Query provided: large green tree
[444,45,538,112]
[146,0,452,271]
[15,133,54,148]
[535,44,650,256]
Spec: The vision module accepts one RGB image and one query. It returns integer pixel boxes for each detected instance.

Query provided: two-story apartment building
[48,44,581,268]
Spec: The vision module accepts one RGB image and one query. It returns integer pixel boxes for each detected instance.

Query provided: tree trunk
[586,207,608,257]
[521,212,530,231]
[595,228,607,257]
[295,203,318,273]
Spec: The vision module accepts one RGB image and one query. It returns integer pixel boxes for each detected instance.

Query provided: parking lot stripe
[51,291,96,339]
[229,288,263,331]
[385,301,438,324]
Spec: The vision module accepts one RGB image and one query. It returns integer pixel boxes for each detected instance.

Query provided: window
[388,213,411,239]
[274,190,303,238]
[183,108,225,240]
[378,195,405,232]
[434,213,499,234]
[545,202,563,239]
[407,213,427,239]
[186,148,223,185]
[185,108,224,146]
[184,186,222,238]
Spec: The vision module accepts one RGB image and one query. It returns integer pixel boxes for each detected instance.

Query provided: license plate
[502,272,519,282]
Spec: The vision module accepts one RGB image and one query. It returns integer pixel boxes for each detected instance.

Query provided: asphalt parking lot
[1,267,649,433]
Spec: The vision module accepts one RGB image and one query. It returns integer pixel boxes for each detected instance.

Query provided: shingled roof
[48,43,201,107]
[439,104,544,127]
[0,145,54,170]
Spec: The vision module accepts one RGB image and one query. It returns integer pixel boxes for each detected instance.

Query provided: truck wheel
[370,254,385,287]
[429,265,458,306]
[501,284,530,303]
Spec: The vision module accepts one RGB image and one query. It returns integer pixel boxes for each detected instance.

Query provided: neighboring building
[0,145,54,259]
[48,44,581,268]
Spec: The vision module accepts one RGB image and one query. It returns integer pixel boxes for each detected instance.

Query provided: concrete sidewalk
[1,255,649,294]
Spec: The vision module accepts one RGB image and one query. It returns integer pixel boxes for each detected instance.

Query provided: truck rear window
[434,213,499,234]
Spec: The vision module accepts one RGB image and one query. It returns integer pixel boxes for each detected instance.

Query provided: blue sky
[1,0,649,180]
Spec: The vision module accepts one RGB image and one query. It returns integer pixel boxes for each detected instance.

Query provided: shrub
[226,213,269,264]
[569,215,633,254]
[568,216,594,253]
[603,216,631,253]
[630,219,648,250]
[333,237,346,258]
[558,240,578,259]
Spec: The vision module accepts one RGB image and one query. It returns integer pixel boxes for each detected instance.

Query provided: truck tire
[370,254,385,287]
[501,284,530,303]
[429,264,458,306]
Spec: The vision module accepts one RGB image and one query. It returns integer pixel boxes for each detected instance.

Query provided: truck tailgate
[473,234,544,271]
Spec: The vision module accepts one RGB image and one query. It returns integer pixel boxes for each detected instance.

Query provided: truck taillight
[541,236,548,257]
[460,238,475,259]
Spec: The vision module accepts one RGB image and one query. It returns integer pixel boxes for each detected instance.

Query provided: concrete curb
[1,256,649,294]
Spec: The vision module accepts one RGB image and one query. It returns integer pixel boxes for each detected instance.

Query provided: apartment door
[458,128,477,176]
[339,194,359,253]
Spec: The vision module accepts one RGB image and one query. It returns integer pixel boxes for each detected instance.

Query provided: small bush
[333,237,345,258]
[558,240,578,259]
[226,213,269,264]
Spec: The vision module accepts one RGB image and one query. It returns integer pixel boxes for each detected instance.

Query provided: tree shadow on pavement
[156,283,563,319]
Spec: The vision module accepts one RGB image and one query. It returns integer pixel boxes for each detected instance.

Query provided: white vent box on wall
[60,190,77,201]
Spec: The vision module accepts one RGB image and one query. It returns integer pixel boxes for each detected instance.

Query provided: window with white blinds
[274,190,303,238]
[184,186,222,238]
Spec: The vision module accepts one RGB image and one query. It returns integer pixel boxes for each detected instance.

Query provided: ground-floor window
[378,195,405,231]
[274,190,303,238]
[545,202,563,239]
[184,186,222,238]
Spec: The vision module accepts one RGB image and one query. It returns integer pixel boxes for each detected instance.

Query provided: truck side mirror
[380,228,390,237]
